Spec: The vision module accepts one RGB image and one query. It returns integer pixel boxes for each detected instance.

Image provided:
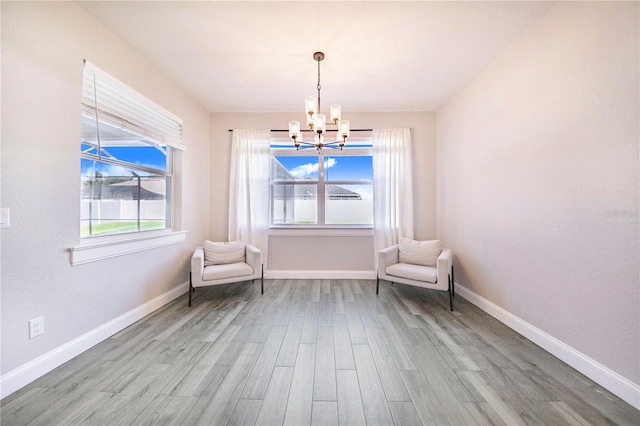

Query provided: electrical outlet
[29,316,44,338]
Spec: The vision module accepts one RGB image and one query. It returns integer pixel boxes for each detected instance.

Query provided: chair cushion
[204,240,245,266]
[386,262,437,283]
[203,262,254,281]
[399,238,441,267]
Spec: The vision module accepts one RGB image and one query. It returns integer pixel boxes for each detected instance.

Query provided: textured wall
[1,2,211,375]
[437,2,639,383]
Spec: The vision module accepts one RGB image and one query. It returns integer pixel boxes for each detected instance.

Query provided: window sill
[269,226,373,237]
[70,230,187,265]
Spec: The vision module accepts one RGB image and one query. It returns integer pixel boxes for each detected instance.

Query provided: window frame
[80,144,174,238]
[71,61,186,265]
[270,141,373,229]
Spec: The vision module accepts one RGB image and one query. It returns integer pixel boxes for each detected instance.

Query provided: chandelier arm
[312,143,344,151]
[323,140,347,146]
[297,144,320,151]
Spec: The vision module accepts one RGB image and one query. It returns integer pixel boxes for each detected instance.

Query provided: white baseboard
[455,283,640,410]
[267,270,376,280]
[0,281,189,400]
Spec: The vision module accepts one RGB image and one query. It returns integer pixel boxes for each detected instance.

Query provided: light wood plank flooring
[2,279,639,425]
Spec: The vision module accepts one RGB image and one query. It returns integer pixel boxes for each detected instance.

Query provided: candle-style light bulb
[330,104,341,124]
[315,114,326,134]
[338,120,350,149]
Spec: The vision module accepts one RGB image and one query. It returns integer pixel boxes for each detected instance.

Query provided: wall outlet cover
[29,317,44,338]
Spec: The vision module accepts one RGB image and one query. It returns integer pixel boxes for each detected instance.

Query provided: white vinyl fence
[81,200,166,224]
[273,199,373,224]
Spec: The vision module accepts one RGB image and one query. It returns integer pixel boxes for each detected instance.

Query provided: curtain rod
[228,129,373,132]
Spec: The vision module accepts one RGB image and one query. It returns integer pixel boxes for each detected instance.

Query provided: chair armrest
[191,247,205,279]
[378,245,399,276]
[437,248,452,285]
[245,244,262,273]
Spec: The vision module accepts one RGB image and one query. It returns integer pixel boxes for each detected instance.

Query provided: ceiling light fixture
[288,52,350,152]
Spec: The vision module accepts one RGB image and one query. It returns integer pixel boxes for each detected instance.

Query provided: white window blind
[82,60,185,151]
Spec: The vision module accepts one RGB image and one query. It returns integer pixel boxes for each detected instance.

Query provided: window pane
[324,156,372,181]
[325,184,373,225]
[81,159,168,237]
[271,184,317,225]
[272,156,320,180]
[103,146,167,171]
[82,114,168,172]
[270,146,373,226]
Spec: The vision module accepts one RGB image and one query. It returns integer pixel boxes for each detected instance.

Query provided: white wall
[437,1,639,387]
[1,1,210,387]
[210,112,436,275]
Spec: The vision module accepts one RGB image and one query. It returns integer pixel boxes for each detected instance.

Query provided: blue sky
[82,144,372,185]
[276,155,372,181]
[104,147,167,169]
[81,145,167,177]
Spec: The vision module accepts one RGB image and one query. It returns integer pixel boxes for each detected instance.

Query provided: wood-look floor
[2,279,638,425]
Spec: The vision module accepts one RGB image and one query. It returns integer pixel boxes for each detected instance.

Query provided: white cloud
[81,162,155,178]
[325,158,337,169]
[290,158,337,178]
[289,163,318,178]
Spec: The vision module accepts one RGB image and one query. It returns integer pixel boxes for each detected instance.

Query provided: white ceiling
[79,1,555,113]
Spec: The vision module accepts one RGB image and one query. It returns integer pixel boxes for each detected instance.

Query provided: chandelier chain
[317,58,322,112]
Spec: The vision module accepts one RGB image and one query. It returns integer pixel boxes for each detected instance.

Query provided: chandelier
[288,52,350,151]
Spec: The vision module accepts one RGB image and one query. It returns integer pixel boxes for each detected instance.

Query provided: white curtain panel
[373,128,414,255]
[228,129,271,266]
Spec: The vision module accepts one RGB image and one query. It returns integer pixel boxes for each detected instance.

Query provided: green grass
[81,221,165,237]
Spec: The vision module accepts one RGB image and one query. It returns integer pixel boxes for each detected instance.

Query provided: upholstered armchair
[377,238,455,311]
[189,240,263,306]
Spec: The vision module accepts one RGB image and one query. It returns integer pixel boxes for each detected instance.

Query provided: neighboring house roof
[327,185,361,199]
[82,177,166,200]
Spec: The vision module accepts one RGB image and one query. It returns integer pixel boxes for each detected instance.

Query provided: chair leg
[376,276,380,294]
[261,264,264,294]
[451,265,455,298]
[448,273,453,311]
[189,272,193,307]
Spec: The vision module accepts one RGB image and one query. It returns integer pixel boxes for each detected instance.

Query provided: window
[81,61,185,238]
[270,135,373,226]
[80,133,172,237]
